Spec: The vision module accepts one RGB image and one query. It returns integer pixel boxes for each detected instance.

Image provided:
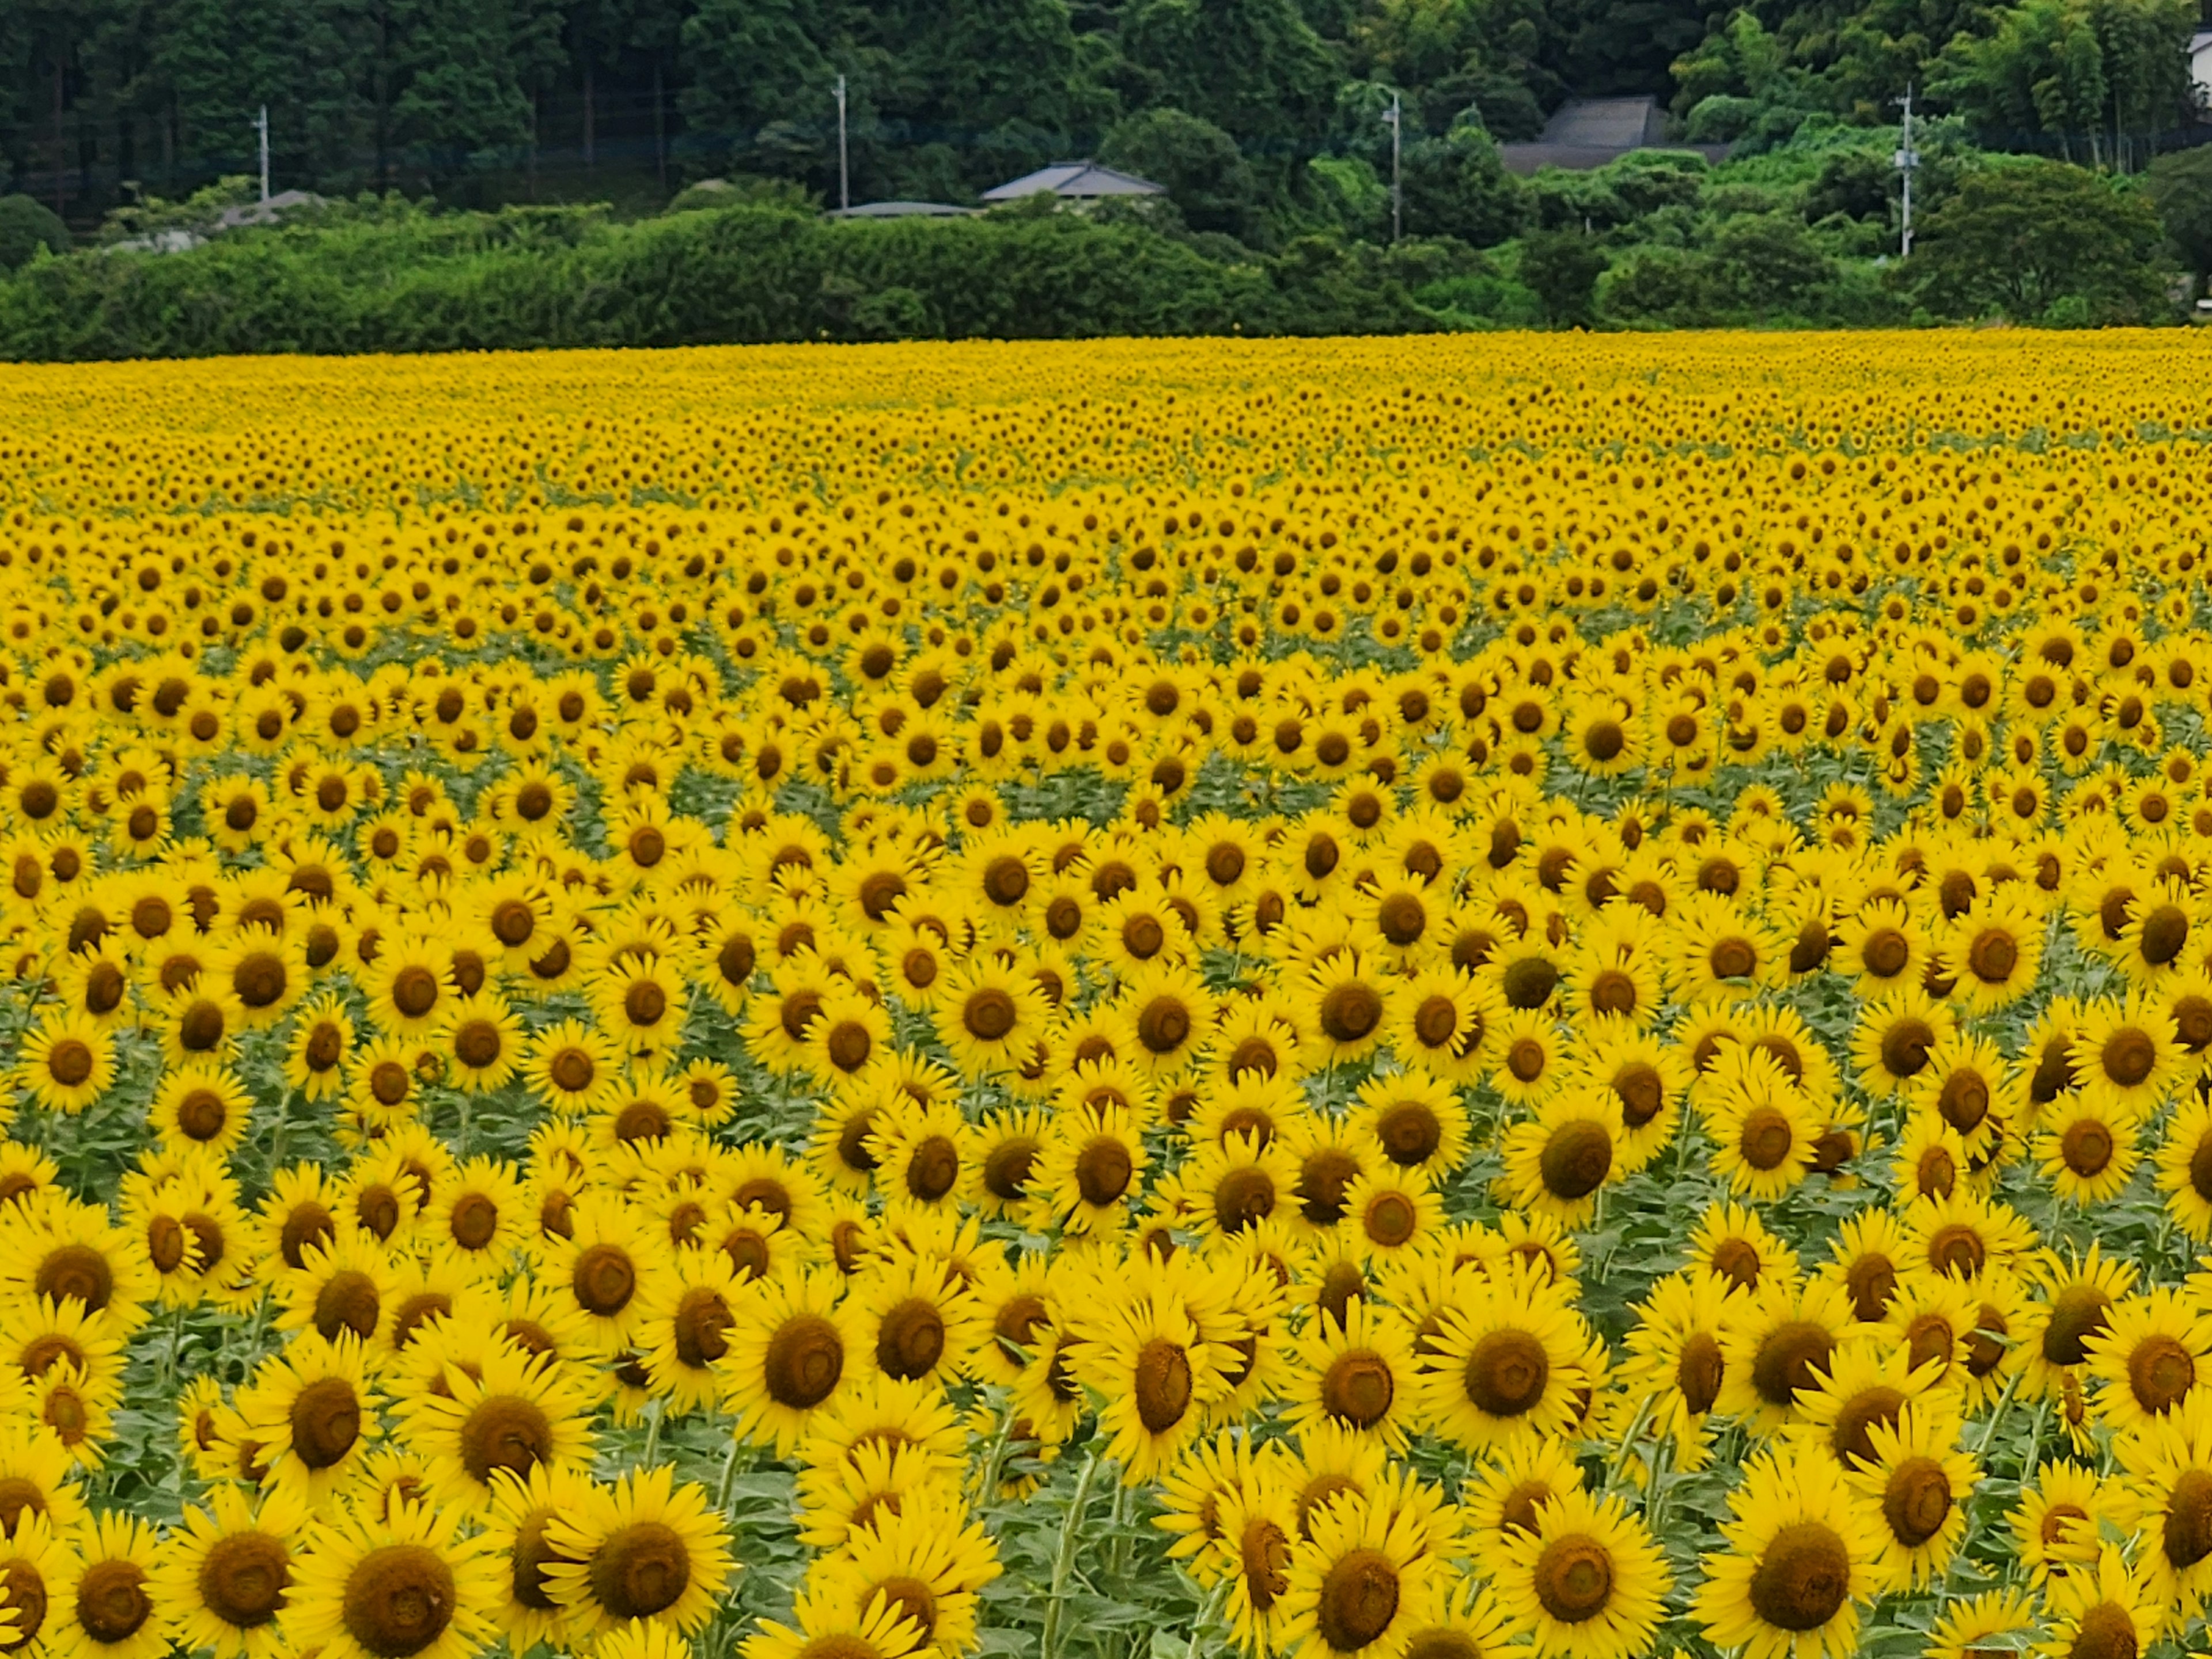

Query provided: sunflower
[1347,1069,1468,1182]
[1177,1132,1300,1244]
[50,1509,165,1659]
[237,1330,379,1508]
[1700,1050,1820,1203]
[1837,1401,1978,1593]
[1494,1486,1672,1659]
[721,1268,864,1456]
[1382,969,1498,1083]
[1416,1263,1593,1453]
[150,1485,308,1659]
[434,991,524,1093]
[2033,1093,2142,1207]
[1212,1475,1302,1656]
[1028,1105,1147,1237]
[0,1198,154,1335]
[521,1019,617,1116]
[738,1585,927,1659]
[1692,1446,1880,1659]
[846,1252,985,1392]
[932,960,1047,1080]
[541,1463,733,1639]
[1298,950,1393,1067]
[2157,1093,2212,1240]
[804,1495,999,1657]
[1850,987,1955,1098]
[1109,961,1217,1078]
[2035,1546,2159,1659]
[2008,1459,2117,1583]
[1284,1301,1418,1450]
[629,1250,747,1415]
[1620,1269,1737,1472]
[1498,1093,1618,1229]
[2021,1247,2139,1402]
[280,1496,501,1659]
[402,1340,598,1506]
[535,1194,656,1354]
[1938,887,2044,1010]
[1714,1275,1860,1435]
[1488,1009,1563,1107]
[1274,1486,1439,1659]
[1069,1280,1232,1478]
[13,1013,111,1116]
[477,1463,593,1656]
[2069,990,2182,1115]
[1669,891,1784,1002]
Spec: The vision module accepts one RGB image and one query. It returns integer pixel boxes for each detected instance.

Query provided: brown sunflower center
[904,1135,960,1203]
[314,1270,381,1341]
[763,1315,844,1410]
[1533,1535,1614,1623]
[876,1298,946,1381]
[1319,983,1384,1044]
[1747,1521,1850,1633]
[2062,1119,2115,1178]
[2043,1286,2113,1368]
[1749,1320,1832,1410]
[74,1559,148,1644]
[2167,1469,2212,1570]
[1137,997,1191,1054]
[589,1520,691,1621]
[2103,1029,2156,1088]
[673,1288,733,1368]
[571,1244,637,1317]
[2070,1601,2141,1659]
[963,989,1017,1042]
[1075,1139,1134,1207]
[198,1532,288,1629]
[1539,1119,1612,1199]
[340,1543,454,1659]
[1464,1328,1549,1418]
[461,1395,553,1484]
[1883,1456,1952,1548]
[1321,1352,1394,1429]
[289,1375,362,1470]
[1133,1339,1194,1433]
[1676,1332,1724,1415]
[1316,1548,1400,1652]
[1738,1108,1794,1171]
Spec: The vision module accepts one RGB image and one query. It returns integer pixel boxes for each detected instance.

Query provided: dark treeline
[5,0,2211,229]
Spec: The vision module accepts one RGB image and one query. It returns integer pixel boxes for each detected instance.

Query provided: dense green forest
[2,0,2209,221]
[3,0,2212,351]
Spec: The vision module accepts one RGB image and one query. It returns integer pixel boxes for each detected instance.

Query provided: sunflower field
[3,332,2212,1659]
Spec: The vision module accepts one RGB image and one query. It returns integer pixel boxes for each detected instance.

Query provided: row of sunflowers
[2,336,2212,1659]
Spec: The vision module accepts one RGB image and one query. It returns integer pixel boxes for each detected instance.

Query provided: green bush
[0,195,69,274]
[0,202,1459,360]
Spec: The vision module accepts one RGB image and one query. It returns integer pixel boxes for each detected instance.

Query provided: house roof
[827,200,978,219]
[213,188,326,229]
[1537,97,1669,150]
[981,162,1165,202]
[1497,96,1721,175]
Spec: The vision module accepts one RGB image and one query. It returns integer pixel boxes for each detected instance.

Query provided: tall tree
[1118,0,1338,153]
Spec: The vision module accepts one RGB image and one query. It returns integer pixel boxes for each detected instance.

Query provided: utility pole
[1893,84,1918,259]
[834,74,850,213]
[255,104,270,202]
[1384,90,1402,243]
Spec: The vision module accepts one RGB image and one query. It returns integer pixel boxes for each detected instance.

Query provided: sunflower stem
[1604,1391,1656,1498]
[971,1393,1016,1509]
[1108,1477,1133,1582]
[1182,1576,1230,1659]
[1041,1450,1101,1659]
[714,1418,747,1514]
[1975,1370,2020,1461]
[641,1397,664,1470]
